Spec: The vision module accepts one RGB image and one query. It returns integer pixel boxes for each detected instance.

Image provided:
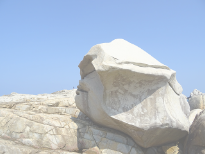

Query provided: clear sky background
[0,0,204,97]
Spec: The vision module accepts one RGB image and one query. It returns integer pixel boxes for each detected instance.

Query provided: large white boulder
[75,39,190,148]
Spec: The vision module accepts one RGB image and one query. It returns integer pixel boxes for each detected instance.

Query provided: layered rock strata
[0,90,144,154]
[75,39,190,148]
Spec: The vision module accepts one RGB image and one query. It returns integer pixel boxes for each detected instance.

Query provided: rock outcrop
[179,94,190,117]
[0,90,144,154]
[161,142,183,154]
[188,89,205,110]
[145,147,161,154]
[188,109,202,125]
[75,39,190,148]
[184,109,205,154]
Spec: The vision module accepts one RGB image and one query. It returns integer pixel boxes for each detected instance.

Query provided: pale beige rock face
[162,143,183,154]
[0,90,144,154]
[76,39,190,148]
[188,109,202,125]
[0,138,79,154]
[179,94,190,117]
[184,109,205,154]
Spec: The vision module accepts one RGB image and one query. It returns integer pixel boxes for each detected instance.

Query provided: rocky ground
[1,89,204,154]
[0,89,144,154]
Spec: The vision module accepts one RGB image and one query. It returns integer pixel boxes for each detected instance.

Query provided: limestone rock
[75,39,190,148]
[82,146,101,154]
[0,138,79,154]
[144,143,184,154]
[184,145,205,154]
[188,89,205,110]
[188,109,202,125]
[184,109,205,154]
[179,94,190,117]
[161,143,182,154]
[0,90,144,154]
[144,147,161,154]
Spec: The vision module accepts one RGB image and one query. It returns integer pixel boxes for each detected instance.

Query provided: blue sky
[0,0,204,96]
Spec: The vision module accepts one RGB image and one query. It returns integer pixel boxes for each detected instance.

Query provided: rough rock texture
[0,90,144,154]
[0,138,79,154]
[188,89,205,110]
[179,94,190,117]
[161,143,183,154]
[184,145,205,154]
[144,142,184,154]
[184,109,205,154]
[144,147,161,154]
[75,39,190,148]
[189,109,202,125]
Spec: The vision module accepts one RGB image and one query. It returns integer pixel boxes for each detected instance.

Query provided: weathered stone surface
[0,137,79,154]
[189,109,202,125]
[184,145,205,154]
[75,39,190,148]
[184,109,205,154]
[188,89,205,110]
[0,90,144,154]
[144,147,161,154]
[82,146,101,154]
[179,94,190,117]
[161,143,182,154]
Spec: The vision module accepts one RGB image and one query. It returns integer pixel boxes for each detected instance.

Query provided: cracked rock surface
[76,39,190,148]
[0,89,144,154]
[188,109,202,125]
[184,109,205,154]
